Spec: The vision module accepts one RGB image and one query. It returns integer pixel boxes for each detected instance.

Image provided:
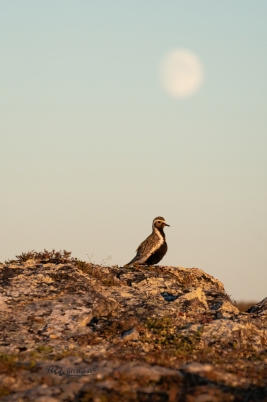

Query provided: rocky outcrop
[0,258,266,401]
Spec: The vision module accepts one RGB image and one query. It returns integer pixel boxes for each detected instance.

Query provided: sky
[1,1,266,301]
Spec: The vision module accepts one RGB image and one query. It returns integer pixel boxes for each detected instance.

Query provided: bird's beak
[164,223,170,227]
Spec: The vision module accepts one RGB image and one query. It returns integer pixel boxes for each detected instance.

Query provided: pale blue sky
[1,1,267,300]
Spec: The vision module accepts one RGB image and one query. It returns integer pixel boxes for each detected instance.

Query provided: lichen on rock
[0,253,266,401]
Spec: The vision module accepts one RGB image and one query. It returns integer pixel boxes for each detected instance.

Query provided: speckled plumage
[126,216,170,266]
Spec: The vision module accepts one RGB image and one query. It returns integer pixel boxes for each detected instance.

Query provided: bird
[126,216,170,266]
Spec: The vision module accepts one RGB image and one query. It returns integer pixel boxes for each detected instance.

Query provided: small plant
[5,249,113,269]
[13,249,73,264]
[100,255,112,266]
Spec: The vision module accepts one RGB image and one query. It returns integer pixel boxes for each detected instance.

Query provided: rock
[179,287,209,311]
[112,361,183,382]
[212,300,239,318]
[0,259,266,401]
[181,362,213,373]
[247,297,267,315]
[121,327,140,341]
[201,319,265,351]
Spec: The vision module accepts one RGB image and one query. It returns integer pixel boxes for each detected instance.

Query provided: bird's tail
[125,255,143,266]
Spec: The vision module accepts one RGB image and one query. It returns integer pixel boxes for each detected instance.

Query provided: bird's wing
[127,234,156,264]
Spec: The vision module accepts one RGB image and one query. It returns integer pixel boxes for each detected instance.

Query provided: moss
[143,317,204,355]
[36,345,53,354]
[0,353,17,373]
[0,353,36,376]
[145,317,172,332]
[0,353,16,362]
[29,351,38,359]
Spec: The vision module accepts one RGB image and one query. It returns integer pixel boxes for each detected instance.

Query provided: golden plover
[126,216,170,266]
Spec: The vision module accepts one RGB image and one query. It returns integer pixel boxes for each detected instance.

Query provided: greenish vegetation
[36,345,53,354]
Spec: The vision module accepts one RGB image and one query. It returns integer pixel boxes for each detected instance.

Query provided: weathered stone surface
[0,263,117,356]
[121,327,140,341]
[179,287,209,312]
[0,259,266,401]
[247,297,267,315]
[211,300,239,319]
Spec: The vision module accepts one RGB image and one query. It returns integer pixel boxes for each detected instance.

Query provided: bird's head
[153,216,170,230]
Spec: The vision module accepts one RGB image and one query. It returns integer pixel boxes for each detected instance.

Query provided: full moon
[160,49,204,98]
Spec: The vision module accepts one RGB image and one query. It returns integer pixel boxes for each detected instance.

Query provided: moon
[160,49,204,98]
